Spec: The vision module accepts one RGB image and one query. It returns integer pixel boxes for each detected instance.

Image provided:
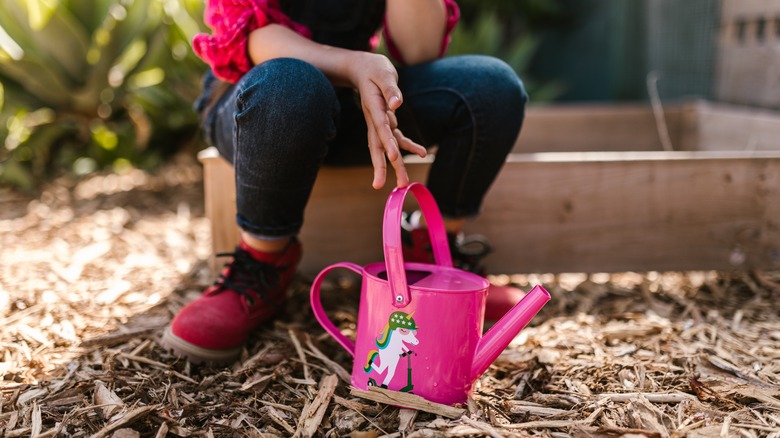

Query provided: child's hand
[347,52,427,189]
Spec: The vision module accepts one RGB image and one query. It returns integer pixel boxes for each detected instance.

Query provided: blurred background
[0,0,736,190]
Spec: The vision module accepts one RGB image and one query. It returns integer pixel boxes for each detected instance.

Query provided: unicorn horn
[405,311,415,320]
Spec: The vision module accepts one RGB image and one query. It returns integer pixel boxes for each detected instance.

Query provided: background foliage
[0,0,560,190]
[0,0,206,190]
[447,0,565,102]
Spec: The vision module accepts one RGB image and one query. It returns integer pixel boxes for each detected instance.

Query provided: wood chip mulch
[1,157,779,437]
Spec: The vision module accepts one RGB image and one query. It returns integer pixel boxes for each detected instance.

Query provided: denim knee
[454,55,528,117]
[233,58,339,157]
[398,55,528,218]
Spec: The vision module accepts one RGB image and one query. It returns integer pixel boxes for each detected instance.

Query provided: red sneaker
[162,238,301,364]
[401,214,524,322]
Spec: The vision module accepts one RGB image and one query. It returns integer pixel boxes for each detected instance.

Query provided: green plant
[0,0,206,190]
[455,0,564,34]
[446,9,565,102]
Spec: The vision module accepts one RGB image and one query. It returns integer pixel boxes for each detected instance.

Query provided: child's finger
[366,123,387,190]
[387,110,398,129]
[387,143,410,188]
[380,83,402,111]
[394,129,427,158]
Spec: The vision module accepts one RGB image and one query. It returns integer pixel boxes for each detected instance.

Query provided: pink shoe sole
[161,327,243,365]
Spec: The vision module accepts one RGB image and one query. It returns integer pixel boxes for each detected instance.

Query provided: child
[162,0,529,364]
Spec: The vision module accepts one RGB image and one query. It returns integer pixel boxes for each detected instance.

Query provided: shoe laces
[211,247,285,309]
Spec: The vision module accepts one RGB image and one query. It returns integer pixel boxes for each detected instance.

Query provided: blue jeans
[197,55,528,239]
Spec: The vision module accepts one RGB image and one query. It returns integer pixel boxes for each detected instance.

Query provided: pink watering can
[310,182,550,406]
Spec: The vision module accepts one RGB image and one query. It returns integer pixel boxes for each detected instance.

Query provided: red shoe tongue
[239,240,284,265]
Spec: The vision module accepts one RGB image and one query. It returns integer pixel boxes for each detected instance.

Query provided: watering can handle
[383,182,453,307]
[310,262,363,356]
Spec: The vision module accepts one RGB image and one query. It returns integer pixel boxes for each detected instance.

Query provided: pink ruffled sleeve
[383,0,460,65]
[192,0,311,83]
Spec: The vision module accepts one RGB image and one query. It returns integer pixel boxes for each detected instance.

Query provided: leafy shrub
[0,0,206,190]
[447,1,565,102]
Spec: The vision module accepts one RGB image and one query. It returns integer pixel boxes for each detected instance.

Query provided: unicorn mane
[375,323,393,349]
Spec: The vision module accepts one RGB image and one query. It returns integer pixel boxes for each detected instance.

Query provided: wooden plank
[198,148,241,272]
[298,165,405,275]
[299,152,780,274]
[469,151,780,273]
[693,102,780,151]
[199,148,780,274]
[350,386,465,419]
[519,102,706,153]
[716,0,780,108]
[516,104,686,153]
[720,0,780,22]
[674,101,702,152]
[716,45,780,108]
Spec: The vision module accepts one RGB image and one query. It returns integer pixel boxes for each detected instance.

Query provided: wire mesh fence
[645,0,721,102]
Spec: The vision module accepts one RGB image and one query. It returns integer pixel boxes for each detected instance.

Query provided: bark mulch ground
[1,157,778,437]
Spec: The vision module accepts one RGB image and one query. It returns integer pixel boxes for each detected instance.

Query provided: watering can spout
[471,285,551,380]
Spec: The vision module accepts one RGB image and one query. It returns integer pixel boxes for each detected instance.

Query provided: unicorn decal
[363,311,420,391]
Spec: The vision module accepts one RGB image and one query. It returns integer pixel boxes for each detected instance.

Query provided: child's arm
[384,0,448,65]
[248,24,427,190]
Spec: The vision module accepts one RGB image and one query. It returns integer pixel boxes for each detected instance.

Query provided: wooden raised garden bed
[199,100,780,275]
